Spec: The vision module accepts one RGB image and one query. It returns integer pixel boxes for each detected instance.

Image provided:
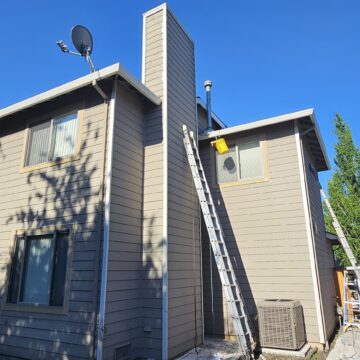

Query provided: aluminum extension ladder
[182,125,255,359]
[343,268,360,330]
[320,188,360,284]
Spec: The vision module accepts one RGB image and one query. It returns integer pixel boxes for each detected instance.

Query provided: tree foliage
[326,114,360,265]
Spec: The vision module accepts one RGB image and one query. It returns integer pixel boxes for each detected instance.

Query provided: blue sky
[1,0,359,187]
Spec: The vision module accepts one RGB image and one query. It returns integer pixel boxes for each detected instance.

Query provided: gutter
[95,80,117,359]
[161,5,169,358]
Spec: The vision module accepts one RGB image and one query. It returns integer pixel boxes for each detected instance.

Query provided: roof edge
[0,63,161,119]
[196,97,227,129]
[199,108,330,171]
[309,112,331,170]
[199,108,314,140]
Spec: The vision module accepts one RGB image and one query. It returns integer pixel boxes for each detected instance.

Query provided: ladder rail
[320,188,360,282]
[183,125,255,358]
[190,130,254,331]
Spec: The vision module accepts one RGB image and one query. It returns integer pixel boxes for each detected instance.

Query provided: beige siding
[0,98,107,359]
[103,84,146,359]
[302,140,337,340]
[142,7,165,359]
[200,122,321,343]
[166,9,203,359]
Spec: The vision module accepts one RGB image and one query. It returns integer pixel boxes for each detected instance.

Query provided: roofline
[0,63,161,119]
[309,111,331,171]
[199,108,330,170]
[196,97,227,129]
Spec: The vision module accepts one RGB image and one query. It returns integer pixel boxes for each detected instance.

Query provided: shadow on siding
[0,114,104,359]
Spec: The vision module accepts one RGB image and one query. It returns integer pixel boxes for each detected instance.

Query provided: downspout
[204,79,215,333]
[195,91,205,343]
[295,121,327,348]
[95,79,117,360]
[161,7,169,360]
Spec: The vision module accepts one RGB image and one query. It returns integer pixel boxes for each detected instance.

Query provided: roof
[196,97,227,129]
[0,63,161,120]
[199,108,330,171]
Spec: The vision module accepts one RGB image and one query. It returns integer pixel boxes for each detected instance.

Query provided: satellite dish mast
[56,25,95,73]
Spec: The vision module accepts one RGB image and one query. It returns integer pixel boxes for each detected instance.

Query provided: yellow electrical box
[211,138,229,155]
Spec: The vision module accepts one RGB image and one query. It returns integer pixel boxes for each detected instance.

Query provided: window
[7,230,70,307]
[25,112,79,167]
[216,139,265,184]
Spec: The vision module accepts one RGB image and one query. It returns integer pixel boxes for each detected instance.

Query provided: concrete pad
[327,328,360,360]
[261,344,311,358]
[176,337,242,360]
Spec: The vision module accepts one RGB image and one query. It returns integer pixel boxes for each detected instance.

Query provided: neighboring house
[0,3,336,360]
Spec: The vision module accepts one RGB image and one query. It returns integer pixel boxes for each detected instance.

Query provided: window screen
[26,122,51,166]
[25,112,78,167]
[216,146,238,183]
[20,235,55,304]
[52,113,78,159]
[216,139,264,184]
[239,140,263,179]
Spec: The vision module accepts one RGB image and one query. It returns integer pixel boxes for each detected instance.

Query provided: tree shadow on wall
[0,110,105,359]
[202,189,257,341]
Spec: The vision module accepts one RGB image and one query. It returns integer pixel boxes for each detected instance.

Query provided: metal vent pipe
[205,80,212,132]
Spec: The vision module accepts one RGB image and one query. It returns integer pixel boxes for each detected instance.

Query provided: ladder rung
[183,126,254,355]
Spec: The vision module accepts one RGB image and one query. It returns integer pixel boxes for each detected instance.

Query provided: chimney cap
[204,80,212,90]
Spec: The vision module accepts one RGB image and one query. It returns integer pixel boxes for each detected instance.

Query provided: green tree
[326,114,360,266]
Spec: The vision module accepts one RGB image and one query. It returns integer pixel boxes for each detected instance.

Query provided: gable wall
[302,138,337,341]
[0,97,108,359]
[199,121,322,343]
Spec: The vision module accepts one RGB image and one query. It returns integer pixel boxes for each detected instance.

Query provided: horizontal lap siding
[200,122,321,343]
[142,7,164,359]
[0,101,108,359]
[166,10,202,359]
[103,85,145,359]
[303,142,336,340]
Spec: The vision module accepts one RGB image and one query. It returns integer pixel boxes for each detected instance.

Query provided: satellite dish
[71,25,93,56]
[57,25,96,73]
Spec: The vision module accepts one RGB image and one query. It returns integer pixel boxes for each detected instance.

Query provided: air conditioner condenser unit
[258,299,306,350]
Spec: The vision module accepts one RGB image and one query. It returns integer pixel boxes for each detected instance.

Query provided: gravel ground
[326,328,360,360]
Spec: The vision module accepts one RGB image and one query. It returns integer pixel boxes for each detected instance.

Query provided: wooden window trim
[1,224,75,315]
[213,133,270,188]
[19,109,84,173]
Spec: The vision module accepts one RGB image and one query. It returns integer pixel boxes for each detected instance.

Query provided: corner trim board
[294,121,326,344]
[96,81,117,360]
[161,5,169,359]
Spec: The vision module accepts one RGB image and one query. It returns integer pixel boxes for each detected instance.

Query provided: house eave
[0,63,161,120]
[199,108,330,172]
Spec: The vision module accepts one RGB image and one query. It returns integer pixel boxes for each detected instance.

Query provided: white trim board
[161,5,169,359]
[199,108,330,171]
[295,121,326,345]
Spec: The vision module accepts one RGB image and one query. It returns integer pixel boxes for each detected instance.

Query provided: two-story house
[0,3,336,360]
